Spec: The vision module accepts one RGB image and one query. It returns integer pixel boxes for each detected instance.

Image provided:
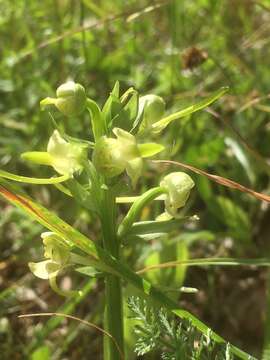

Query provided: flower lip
[29,260,60,280]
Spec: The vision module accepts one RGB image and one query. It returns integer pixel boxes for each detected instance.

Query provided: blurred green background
[1,0,270,359]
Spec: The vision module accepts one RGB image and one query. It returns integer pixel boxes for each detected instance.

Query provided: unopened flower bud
[41,81,86,116]
[138,94,165,132]
[160,172,194,216]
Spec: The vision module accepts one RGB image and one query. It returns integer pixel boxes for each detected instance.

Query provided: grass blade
[137,257,270,274]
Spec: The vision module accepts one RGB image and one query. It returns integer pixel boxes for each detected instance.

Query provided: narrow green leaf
[138,143,165,158]
[145,241,188,294]
[0,169,69,184]
[124,92,138,118]
[129,218,190,235]
[225,137,255,184]
[137,257,270,275]
[111,81,120,97]
[102,82,120,128]
[111,90,139,131]
[152,87,229,133]
[76,266,103,277]
[118,187,166,238]
[86,98,106,139]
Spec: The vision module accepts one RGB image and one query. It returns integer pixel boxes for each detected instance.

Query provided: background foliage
[1,0,270,359]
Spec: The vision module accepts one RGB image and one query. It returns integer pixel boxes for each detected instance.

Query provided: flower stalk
[118,186,167,239]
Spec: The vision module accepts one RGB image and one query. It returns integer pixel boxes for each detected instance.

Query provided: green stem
[100,185,124,360]
[117,186,166,238]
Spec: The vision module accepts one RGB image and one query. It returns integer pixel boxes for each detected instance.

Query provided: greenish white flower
[93,128,143,187]
[29,232,70,280]
[138,94,165,133]
[21,130,87,176]
[42,232,70,264]
[46,130,87,175]
[160,172,195,217]
[28,232,93,296]
[93,127,165,187]
[40,81,86,116]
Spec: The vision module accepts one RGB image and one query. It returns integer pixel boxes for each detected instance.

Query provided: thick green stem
[100,186,124,360]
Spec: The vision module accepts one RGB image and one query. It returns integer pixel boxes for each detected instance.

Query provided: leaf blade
[152,87,229,133]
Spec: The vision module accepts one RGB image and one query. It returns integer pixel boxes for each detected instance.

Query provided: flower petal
[29,260,60,279]
[126,157,143,188]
